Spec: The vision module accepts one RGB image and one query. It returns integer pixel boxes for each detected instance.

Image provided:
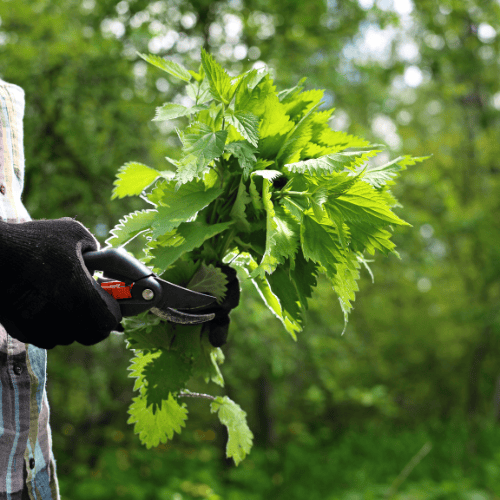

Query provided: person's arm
[0,217,122,349]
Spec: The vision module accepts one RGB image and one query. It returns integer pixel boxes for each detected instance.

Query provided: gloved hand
[202,265,240,347]
[0,218,122,349]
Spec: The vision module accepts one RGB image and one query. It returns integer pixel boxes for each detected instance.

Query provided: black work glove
[202,265,240,347]
[0,218,122,349]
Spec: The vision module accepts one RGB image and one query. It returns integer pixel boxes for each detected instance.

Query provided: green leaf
[284,151,378,175]
[249,174,264,212]
[151,181,223,238]
[127,391,188,449]
[186,79,212,105]
[123,312,174,352]
[358,155,429,189]
[289,251,318,309]
[331,253,361,334]
[280,194,309,223]
[300,215,346,281]
[128,350,162,392]
[142,350,193,413]
[318,128,373,149]
[229,178,252,232]
[256,179,299,275]
[187,263,228,303]
[267,265,303,330]
[233,70,271,114]
[191,335,225,387]
[225,141,258,179]
[201,48,234,105]
[106,209,157,247]
[282,88,325,121]
[112,162,162,199]
[137,52,191,82]
[210,396,253,465]
[152,103,208,121]
[176,122,228,184]
[225,110,259,147]
[239,253,300,339]
[258,93,295,156]
[326,180,409,227]
[148,221,234,274]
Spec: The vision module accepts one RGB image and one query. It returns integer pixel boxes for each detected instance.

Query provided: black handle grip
[83,248,154,283]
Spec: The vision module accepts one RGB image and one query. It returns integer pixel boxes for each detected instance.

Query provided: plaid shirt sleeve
[0,80,60,499]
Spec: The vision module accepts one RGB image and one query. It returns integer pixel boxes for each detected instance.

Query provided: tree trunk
[466,326,490,419]
[255,373,277,447]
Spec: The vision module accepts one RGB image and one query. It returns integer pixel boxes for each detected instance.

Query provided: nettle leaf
[210,396,254,466]
[284,151,378,175]
[191,335,225,387]
[331,253,361,333]
[300,215,346,281]
[123,312,174,352]
[259,94,295,157]
[148,221,234,274]
[201,48,234,105]
[229,179,252,232]
[186,79,212,105]
[179,122,228,163]
[106,209,156,247]
[160,259,199,288]
[280,194,309,223]
[358,155,429,189]
[225,141,258,179]
[151,181,223,238]
[256,178,299,275]
[127,391,188,449]
[249,174,264,213]
[225,110,259,147]
[137,52,191,82]
[142,350,193,413]
[176,122,228,184]
[282,88,325,123]
[276,111,315,165]
[112,162,162,199]
[153,103,209,121]
[267,266,303,328]
[239,253,301,338]
[234,71,273,115]
[318,128,372,149]
[289,251,318,309]
[187,263,228,303]
[128,350,161,392]
[277,77,307,102]
[326,180,410,227]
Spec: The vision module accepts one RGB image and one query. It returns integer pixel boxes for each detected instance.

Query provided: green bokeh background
[1,0,500,498]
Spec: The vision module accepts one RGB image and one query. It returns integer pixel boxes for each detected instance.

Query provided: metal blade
[155,277,217,311]
[151,306,215,325]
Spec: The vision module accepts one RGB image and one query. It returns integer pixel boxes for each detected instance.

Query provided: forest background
[1,0,500,498]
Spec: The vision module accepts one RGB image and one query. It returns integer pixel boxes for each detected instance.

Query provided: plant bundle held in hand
[107,48,426,464]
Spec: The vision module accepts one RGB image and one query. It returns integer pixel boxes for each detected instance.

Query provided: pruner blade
[154,276,216,311]
[151,306,215,325]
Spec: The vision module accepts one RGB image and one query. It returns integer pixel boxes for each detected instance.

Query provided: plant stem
[219,228,236,259]
[178,391,216,401]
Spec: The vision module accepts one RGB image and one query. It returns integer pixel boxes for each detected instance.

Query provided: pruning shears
[83,248,216,324]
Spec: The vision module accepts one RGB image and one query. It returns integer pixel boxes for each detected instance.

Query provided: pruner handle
[83,248,162,316]
[83,248,153,283]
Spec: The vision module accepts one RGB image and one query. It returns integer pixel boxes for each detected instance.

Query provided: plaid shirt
[0,80,60,499]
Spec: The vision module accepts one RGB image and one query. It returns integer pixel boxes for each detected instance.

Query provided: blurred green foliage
[2,0,500,497]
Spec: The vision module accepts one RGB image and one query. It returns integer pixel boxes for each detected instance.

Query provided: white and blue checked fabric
[0,79,60,499]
